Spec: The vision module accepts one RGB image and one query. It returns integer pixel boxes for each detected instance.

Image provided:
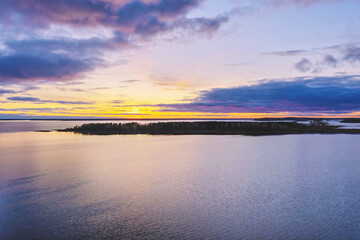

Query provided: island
[57,120,360,136]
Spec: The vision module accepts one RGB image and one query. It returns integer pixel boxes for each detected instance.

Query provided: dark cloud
[264,49,307,56]
[0,86,38,95]
[0,107,67,112]
[56,87,87,92]
[343,45,360,63]
[175,16,229,36]
[294,58,313,72]
[7,96,93,105]
[152,75,360,114]
[0,0,227,38]
[293,44,360,73]
[5,37,124,55]
[8,97,42,102]
[1,0,200,29]
[23,86,41,91]
[323,54,338,67]
[0,89,17,95]
[0,34,130,83]
[0,0,228,84]
[0,52,99,83]
[122,79,140,83]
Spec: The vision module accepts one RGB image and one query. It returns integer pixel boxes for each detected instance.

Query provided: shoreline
[57,121,360,136]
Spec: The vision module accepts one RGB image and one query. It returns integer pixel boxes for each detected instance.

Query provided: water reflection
[1,132,360,239]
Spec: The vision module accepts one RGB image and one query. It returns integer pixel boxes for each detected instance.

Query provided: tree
[310,119,329,127]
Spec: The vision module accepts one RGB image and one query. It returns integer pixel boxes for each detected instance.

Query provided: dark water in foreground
[1,122,360,239]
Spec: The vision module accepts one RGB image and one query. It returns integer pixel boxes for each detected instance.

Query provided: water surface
[1,122,360,239]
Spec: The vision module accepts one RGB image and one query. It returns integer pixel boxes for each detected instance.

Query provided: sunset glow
[1,0,360,119]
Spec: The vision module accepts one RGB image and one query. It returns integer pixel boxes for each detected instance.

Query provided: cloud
[1,0,342,31]
[0,51,99,83]
[0,107,67,112]
[0,0,228,38]
[173,16,229,37]
[56,87,87,92]
[1,0,198,28]
[152,75,360,114]
[0,0,228,84]
[294,58,313,72]
[0,86,39,95]
[262,0,345,7]
[122,79,140,83]
[89,87,111,90]
[5,37,123,55]
[343,45,360,63]
[109,100,125,104]
[0,34,130,83]
[0,89,17,95]
[293,44,360,73]
[264,49,307,56]
[7,96,94,105]
[23,86,41,91]
[323,54,338,67]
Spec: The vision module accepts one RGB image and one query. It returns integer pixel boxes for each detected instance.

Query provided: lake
[1,121,360,239]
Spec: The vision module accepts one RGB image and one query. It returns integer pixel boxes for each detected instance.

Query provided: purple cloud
[0,52,99,83]
[323,54,338,67]
[152,75,360,114]
[343,45,360,63]
[0,0,227,37]
[293,44,360,73]
[175,16,229,36]
[122,79,140,83]
[294,58,313,72]
[0,89,17,95]
[263,0,345,7]
[0,0,197,28]
[7,96,94,105]
[0,0,228,84]
[264,49,308,56]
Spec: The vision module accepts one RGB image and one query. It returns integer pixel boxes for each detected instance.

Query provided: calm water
[1,122,360,239]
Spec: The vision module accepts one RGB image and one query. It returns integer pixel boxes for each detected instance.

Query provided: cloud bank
[155,75,360,114]
[0,0,228,84]
[7,96,93,105]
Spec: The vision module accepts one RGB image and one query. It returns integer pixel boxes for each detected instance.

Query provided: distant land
[57,121,360,136]
[254,117,342,121]
[341,118,360,123]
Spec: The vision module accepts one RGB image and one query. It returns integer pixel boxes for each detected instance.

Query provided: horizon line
[0,117,354,121]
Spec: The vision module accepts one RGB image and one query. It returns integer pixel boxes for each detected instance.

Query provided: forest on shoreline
[57,121,360,136]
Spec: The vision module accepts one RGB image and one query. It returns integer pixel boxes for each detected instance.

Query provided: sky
[1,0,360,119]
